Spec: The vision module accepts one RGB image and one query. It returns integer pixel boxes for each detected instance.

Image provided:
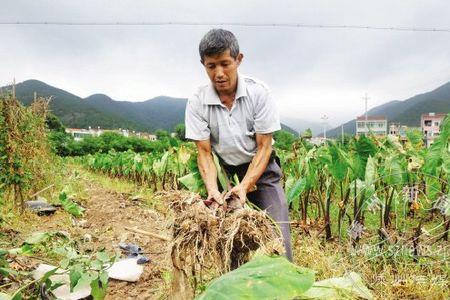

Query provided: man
[185,28,292,261]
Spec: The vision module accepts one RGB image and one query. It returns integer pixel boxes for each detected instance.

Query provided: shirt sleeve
[185,95,210,141]
[253,89,281,134]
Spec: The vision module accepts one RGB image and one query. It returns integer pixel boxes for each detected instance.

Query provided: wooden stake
[124,226,171,241]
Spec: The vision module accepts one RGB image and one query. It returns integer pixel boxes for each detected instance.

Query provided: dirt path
[77,181,172,299]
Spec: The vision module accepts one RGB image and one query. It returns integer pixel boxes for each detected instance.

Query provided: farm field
[1,95,449,299]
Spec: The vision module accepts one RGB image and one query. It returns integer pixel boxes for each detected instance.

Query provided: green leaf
[60,258,70,269]
[74,272,95,293]
[383,154,405,186]
[300,272,373,300]
[69,265,83,291]
[90,272,108,300]
[90,259,103,271]
[0,267,17,277]
[197,255,315,300]
[59,192,85,217]
[24,232,49,244]
[8,244,33,255]
[426,177,441,201]
[364,157,377,187]
[178,172,206,196]
[96,252,110,263]
[213,153,230,192]
[287,178,307,212]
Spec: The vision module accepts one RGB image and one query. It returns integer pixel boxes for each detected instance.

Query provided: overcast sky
[1,0,450,126]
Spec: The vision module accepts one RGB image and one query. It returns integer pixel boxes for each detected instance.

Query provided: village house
[66,127,158,141]
[421,112,447,147]
[356,116,387,136]
[65,126,103,141]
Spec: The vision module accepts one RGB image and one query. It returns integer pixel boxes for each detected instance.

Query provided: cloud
[1,0,449,125]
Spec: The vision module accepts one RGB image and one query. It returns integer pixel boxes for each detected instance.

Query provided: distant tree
[46,113,65,132]
[301,128,312,139]
[174,123,186,141]
[274,130,297,151]
[155,129,170,140]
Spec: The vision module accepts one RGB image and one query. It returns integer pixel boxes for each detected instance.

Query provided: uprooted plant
[169,191,284,298]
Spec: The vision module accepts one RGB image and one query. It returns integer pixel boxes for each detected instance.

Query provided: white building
[66,127,158,142]
[356,116,387,136]
[65,127,103,141]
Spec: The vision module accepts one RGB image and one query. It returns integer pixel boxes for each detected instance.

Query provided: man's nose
[215,66,225,78]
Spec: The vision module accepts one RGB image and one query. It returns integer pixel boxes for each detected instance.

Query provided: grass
[292,227,450,299]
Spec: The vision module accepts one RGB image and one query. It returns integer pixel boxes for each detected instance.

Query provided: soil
[2,177,178,300]
[81,181,172,300]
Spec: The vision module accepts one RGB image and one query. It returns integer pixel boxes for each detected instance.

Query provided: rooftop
[421,112,448,118]
[356,115,387,121]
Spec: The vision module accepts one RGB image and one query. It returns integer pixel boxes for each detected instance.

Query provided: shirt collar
[205,73,247,105]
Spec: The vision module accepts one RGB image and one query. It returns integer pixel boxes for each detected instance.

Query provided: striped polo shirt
[185,73,281,166]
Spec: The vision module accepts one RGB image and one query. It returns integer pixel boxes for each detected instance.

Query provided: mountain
[1,80,298,134]
[281,117,323,136]
[84,94,187,132]
[325,81,450,137]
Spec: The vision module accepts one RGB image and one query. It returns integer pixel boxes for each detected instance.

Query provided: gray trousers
[223,159,293,261]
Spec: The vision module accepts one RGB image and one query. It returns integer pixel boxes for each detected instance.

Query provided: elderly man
[185,28,292,261]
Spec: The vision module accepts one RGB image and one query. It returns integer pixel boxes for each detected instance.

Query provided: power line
[0,21,449,32]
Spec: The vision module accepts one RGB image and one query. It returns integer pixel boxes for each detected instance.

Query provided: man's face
[202,49,243,95]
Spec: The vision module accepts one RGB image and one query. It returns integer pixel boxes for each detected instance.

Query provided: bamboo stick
[124,226,171,241]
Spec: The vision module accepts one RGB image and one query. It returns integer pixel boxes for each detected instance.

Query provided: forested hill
[325,80,450,137]
[1,79,297,134]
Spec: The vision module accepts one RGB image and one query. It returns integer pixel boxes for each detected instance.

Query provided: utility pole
[363,93,370,134]
[321,115,328,140]
[341,124,344,144]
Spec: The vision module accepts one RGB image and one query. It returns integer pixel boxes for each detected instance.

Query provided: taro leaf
[287,178,307,212]
[284,176,295,197]
[24,232,50,244]
[364,157,377,187]
[197,255,315,300]
[300,272,373,300]
[426,177,441,201]
[383,154,405,186]
[59,192,85,217]
[328,144,349,181]
[178,172,206,196]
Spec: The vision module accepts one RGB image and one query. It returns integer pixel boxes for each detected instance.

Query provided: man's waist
[220,150,279,173]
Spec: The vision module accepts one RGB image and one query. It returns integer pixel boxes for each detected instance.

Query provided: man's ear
[200,59,204,65]
[236,53,244,66]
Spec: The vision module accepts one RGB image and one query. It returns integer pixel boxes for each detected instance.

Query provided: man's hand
[225,183,248,206]
[205,189,224,205]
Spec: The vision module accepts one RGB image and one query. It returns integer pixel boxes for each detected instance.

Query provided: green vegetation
[1,91,450,299]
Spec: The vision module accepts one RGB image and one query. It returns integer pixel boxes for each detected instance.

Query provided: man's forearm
[197,152,219,194]
[241,144,272,192]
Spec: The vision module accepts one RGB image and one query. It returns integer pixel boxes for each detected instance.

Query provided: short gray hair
[199,29,240,62]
